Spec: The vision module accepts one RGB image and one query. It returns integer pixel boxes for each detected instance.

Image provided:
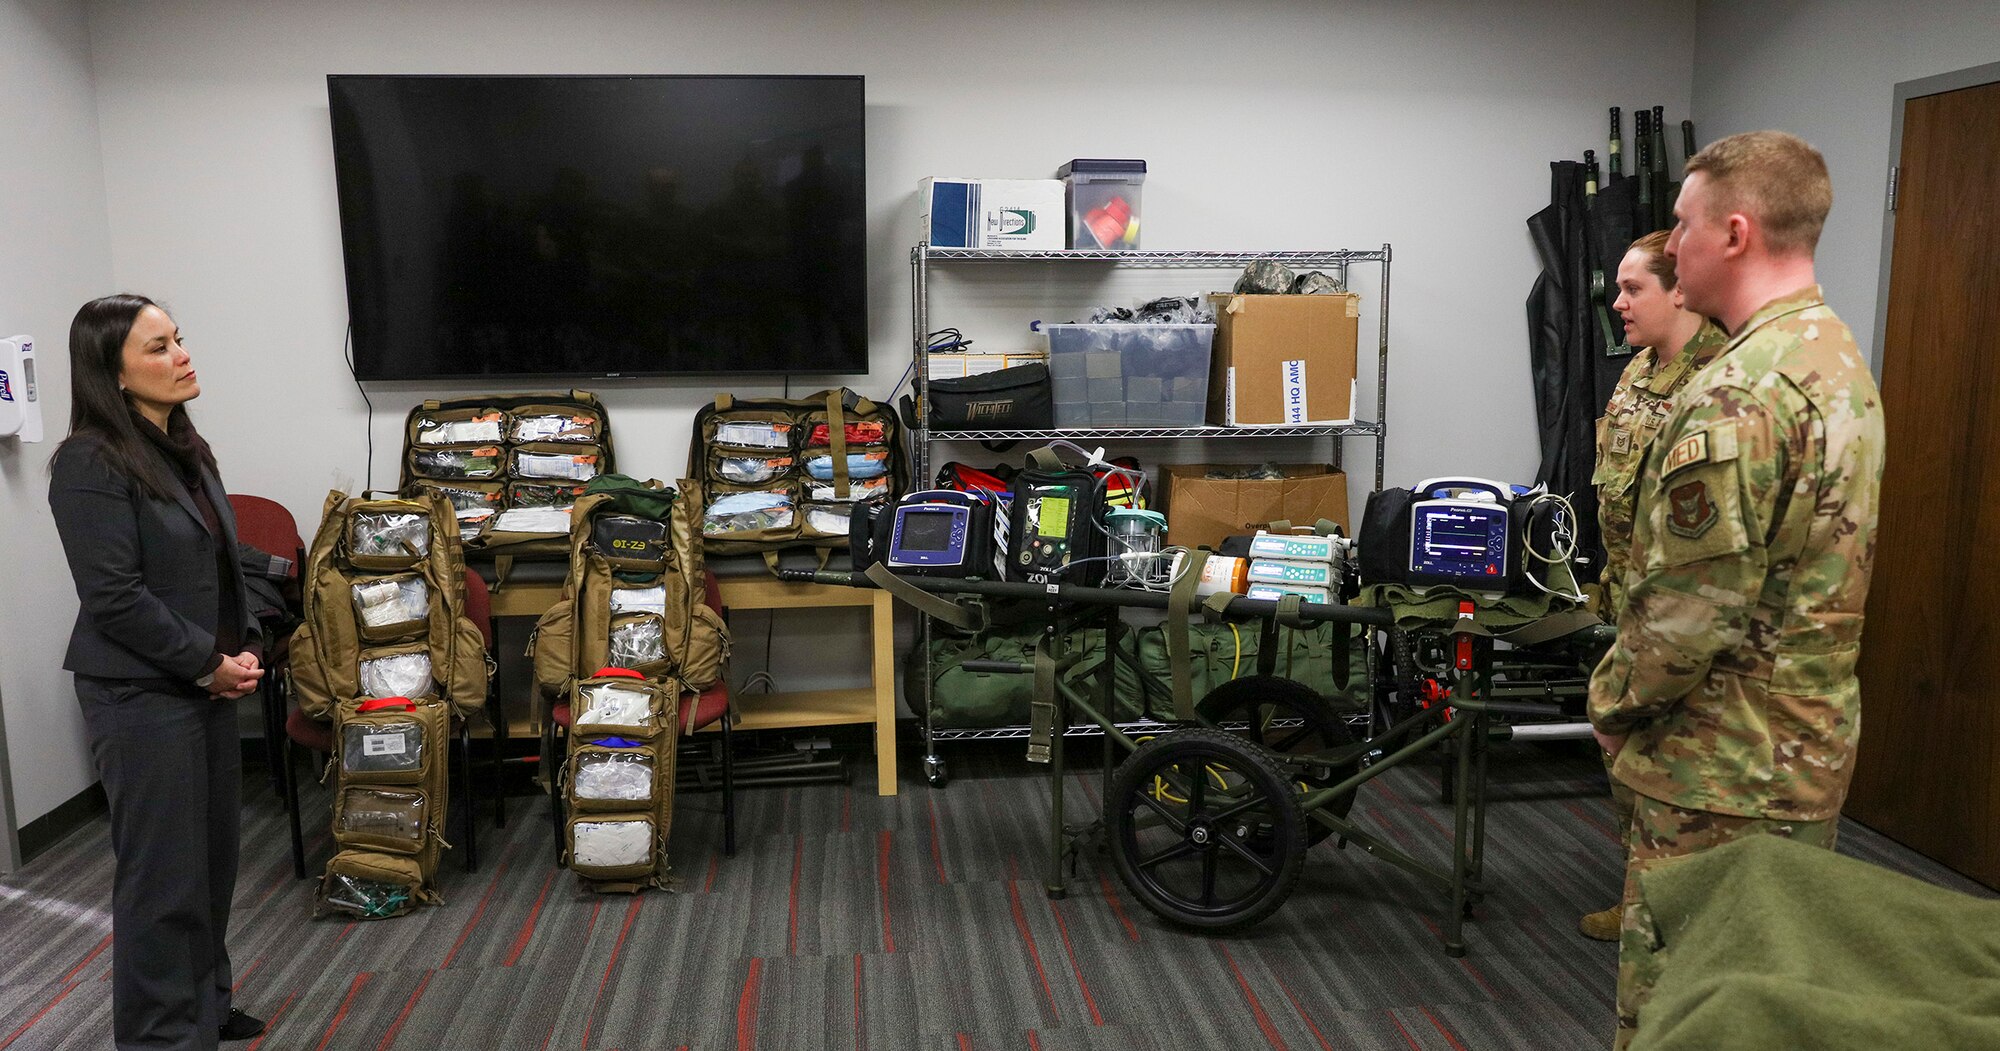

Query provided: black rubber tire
[1195,676,1362,842]
[1106,728,1306,933]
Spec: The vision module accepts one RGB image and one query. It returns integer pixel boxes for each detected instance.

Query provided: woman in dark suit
[49,294,267,1049]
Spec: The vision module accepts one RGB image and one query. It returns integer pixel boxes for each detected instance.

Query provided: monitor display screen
[328,74,868,380]
[898,509,959,554]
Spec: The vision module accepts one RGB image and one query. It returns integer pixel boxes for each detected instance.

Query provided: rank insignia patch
[1610,428,1632,455]
[1667,480,1717,538]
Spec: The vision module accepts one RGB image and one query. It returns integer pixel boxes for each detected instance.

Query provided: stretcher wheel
[1196,676,1362,843]
[1106,728,1305,932]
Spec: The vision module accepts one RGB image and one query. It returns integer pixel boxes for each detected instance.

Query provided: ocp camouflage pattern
[1593,322,1729,619]
[1588,286,1884,821]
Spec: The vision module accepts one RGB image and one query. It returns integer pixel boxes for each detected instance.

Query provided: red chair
[227,494,303,803]
[280,567,496,878]
[544,568,736,863]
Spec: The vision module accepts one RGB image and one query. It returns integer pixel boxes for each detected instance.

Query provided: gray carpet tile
[1,737,1991,1051]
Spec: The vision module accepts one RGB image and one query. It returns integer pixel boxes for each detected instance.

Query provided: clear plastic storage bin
[1057,158,1146,249]
[1044,323,1214,427]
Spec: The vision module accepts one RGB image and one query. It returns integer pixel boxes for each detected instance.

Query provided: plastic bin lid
[1058,158,1147,177]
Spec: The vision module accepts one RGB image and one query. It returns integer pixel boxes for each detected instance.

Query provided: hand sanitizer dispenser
[0,335,44,442]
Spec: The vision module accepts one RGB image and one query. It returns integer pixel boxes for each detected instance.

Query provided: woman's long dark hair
[57,294,216,502]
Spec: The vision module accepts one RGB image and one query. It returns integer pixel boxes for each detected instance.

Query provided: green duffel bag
[1132,620,1371,720]
[904,626,1146,729]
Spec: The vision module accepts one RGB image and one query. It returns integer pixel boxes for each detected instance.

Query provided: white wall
[71,0,1695,697]
[1692,0,2000,361]
[0,0,115,845]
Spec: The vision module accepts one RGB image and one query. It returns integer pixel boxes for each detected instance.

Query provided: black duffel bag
[927,364,1054,430]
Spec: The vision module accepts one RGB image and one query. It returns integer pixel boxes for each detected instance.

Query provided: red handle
[592,667,645,681]
[358,697,416,713]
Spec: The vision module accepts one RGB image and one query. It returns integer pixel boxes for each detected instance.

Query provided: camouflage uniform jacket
[1588,287,1884,821]
[1594,322,1730,619]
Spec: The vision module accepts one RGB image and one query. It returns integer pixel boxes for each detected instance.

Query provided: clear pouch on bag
[571,750,657,807]
[351,575,430,642]
[340,718,425,777]
[607,614,667,674]
[410,446,503,481]
[702,488,795,537]
[350,512,431,564]
[570,817,656,872]
[335,786,427,852]
[360,649,434,700]
[574,679,660,733]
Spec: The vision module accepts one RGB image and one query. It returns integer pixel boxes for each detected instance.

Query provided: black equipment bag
[927,364,1054,431]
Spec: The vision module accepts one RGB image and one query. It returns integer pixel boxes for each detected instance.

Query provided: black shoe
[219,1008,266,1041]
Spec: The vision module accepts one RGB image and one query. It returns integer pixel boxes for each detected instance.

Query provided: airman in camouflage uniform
[1586,132,1885,1049]
[1579,232,1729,942]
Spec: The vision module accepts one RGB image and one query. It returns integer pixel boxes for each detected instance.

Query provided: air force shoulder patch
[1666,480,1717,538]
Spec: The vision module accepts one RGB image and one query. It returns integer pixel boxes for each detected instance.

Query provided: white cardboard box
[918,178,1066,250]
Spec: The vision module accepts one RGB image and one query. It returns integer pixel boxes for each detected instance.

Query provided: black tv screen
[328,74,868,379]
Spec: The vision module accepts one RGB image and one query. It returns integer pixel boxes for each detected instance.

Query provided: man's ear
[1722,212,1753,260]
[1671,285,1685,310]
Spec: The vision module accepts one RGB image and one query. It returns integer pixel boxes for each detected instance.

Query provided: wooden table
[487,574,899,795]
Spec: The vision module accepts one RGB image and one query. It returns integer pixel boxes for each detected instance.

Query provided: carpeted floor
[0,736,1988,1051]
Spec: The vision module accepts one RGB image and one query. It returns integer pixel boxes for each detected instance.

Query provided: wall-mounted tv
[328,74,867,380]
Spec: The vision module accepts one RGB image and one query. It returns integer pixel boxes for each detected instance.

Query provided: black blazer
[49,433,261,683]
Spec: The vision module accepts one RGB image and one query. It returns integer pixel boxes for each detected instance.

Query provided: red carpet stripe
[1457,956,1501,999]
[242,988,300,1051]
[1045,900,1102,1026]
[736,957,763,1051]
[332,920,359,946]
[503,870,558,967]
[956,1034,972,1051]
[440,855,509,968]
[1565,800,1623,844]
[375,967,434,1051]
[1003,877,1060,1023]
[704,854,720,894]
[1386,1010,1422,1050]
[233,955,267,993]
[58,934,112,985]
[842,784,854,833]
[1219,945,1287,1051]
[877,829,896,952]
[1271,971,1334,1051]
[852,952,865,1051]
[582,897,645,1049]
[1096,875,1141,943]
[1028,1032,1043,1051]
[789,833,805,955]
[0,981,80,1050]
[927,795,948,884]
[316,972,372,1051]
[1418,1006,1469,1051]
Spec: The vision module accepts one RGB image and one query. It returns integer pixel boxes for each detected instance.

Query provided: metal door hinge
[1887,165,1899,213]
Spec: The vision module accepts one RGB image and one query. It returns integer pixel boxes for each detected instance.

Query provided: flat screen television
[328,74,867,380]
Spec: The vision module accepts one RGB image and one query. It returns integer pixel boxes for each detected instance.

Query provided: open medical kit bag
[687,388,903,565]
[398,390,617,553]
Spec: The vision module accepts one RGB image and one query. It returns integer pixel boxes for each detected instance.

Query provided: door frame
[1870,59,2000,382]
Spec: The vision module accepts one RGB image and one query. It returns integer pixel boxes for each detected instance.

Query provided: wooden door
[1843,79,2000,889]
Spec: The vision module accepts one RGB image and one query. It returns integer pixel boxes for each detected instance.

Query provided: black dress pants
[77,676,240,1051]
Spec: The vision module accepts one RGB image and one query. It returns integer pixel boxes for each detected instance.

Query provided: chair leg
[544,720,565,868]
[457,724,479,872]
[283,736,307,880]
[262,677,285,801]
[490,693,508,830]
[721,716,736,858]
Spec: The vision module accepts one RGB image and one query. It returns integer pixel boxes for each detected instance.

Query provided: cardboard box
[918,178,1066,250]
[1205,293,1360,426]
[1160,464,1349,551]
[926,350,1048,380]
